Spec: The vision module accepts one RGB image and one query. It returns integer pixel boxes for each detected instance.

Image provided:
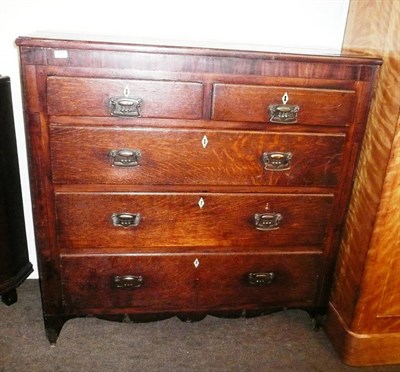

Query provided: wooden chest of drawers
[16,36,380,344]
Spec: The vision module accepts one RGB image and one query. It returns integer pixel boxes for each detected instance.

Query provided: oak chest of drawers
[16,36,380,344]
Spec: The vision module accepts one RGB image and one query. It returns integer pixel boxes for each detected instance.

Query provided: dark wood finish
[50,125,345,187]
[61,254,196,312]
[47,77,203,119]
[195,252,321,309]
[16,35,380,344]
[55,192,332,249]
[212,84,356,126]
[60,252,320,312]
[0,76,33,305]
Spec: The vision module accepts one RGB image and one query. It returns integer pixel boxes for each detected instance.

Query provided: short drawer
[211,84,356,126]
[60,254,196,312]
[196,252,321,309]
[47,77,203,119]
[50,126,345,187]
[55,192,333,250]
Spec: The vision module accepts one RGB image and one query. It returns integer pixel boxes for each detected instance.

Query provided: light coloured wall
[0,0,349,278]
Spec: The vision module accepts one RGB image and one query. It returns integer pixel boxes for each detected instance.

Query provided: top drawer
[211,84,356,126]
[47,77,204,119]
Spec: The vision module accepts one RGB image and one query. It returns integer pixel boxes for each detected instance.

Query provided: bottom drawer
[60,252,321,313]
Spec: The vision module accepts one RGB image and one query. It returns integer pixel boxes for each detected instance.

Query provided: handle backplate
[111,213,141,228]
[109,96,142,117]
[268,104,299,124]
[254,212,282,231]
[109,149,141,167]
[247,272,275,286]
[113,275,144,289]
[262,151,292,171]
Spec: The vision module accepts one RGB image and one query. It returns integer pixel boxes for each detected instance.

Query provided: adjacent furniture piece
[16,35,380,344]
[0,76,33,305]
[324,0,400,366]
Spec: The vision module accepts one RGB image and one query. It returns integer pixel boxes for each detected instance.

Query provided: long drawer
[55,192,333,249]
[50,126,346,187]
[212,84,356,126]
[47,77,204,119]
[60,252,321,312]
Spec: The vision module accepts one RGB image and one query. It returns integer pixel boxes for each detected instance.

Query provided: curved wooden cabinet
[324,0,400,366]
[16,35,380,344]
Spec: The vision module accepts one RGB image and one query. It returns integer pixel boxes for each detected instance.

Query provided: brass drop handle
[111,213,141,228]
[254,212,282,231]
[109,96,142,117]
[262,151,292,171]
[113,275,144,289]
[268,92,299,124]
[247,272,275,286]
[109,149,141,167]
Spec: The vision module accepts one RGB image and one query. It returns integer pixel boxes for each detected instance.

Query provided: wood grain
[47,77,204,119]
[55,192,333,249]
[60,252,321,312]
[49,125,345,187]
[16,34,379,344]
[212,84,356,126]
[16,37,380,81]
[325,0,400,365]
[61,254,196,312]
[196,252,321,309]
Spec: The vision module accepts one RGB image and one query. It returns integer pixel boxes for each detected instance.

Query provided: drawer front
[50,126,345,187]
[60,252,320,312]
[47,77,203,119]
[196,252,321,308]
[212,84,356,126]
[56,192,333,249]
[60,254,196,311]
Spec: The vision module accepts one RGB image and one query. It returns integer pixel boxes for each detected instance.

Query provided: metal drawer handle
[247,272,275,286]
[268,92,299,124]
[109,96,142,117]
[113,275,144,289]
[111,213,141,228]
[254,212,282,231]
[109,149,141,167]
[262,151,292,171]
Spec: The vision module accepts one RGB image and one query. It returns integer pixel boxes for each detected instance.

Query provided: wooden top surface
[15,34,382,66]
